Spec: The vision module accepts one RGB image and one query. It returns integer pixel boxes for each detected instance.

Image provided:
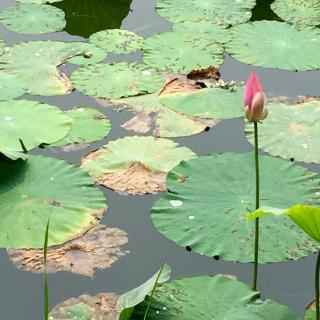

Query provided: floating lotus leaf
[160,87,244,119]
[131,275,299,319]
[304,300,317,320]
[8,224,128,276]
[271,0,320,27]
[71,62,165,99]
[108,93,216,137]
[151,152,320,263]
[0,99,72,152]
[227,21,320,71]
[52,107,111,148]
[0,149,28,161]
[245,99,320,163]
[0,3,66,34]
[0,73,27,101]
[52,0,132,38]
[81,136,197,195]
[156,0,255,25]
[143,30,224,73]
[118,264,171,318]
[49,293,119,320]
[0,40,106,97]
[89,29,144,54]
[0,155,106,248]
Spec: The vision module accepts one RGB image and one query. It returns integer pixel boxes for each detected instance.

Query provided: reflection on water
[51,0,133,38]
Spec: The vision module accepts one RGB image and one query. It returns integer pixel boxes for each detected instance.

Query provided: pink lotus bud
[244,73,268,122]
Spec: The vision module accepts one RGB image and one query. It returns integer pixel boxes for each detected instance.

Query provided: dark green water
[0,0,319,319]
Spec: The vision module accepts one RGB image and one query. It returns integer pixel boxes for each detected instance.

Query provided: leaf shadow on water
[251,0,282,22]
[51,0,133,38]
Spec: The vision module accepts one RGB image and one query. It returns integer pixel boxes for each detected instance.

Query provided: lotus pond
[1,0,320,319]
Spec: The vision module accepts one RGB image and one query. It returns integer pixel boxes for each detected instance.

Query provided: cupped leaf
[156,0,255,25]
[51,0,132,38]
[245,99,320,163]
[52,107,111,148]
[0,40,106,96]
[160,86,244,119]
[131,275,299,319]
[0,3,66,34]
[143,30,224,73]
[271,0,320,28]
[151,152,320,263]
[108,92,216,138]
[71,62,165,99]
[89,29,144,54]
[227,21,320,71]
[0,155,106,248]
[8,225,128,276]
[0,149,28,161]
[117,264,171,319]
[0,99,72,152]
[81,136,197,195]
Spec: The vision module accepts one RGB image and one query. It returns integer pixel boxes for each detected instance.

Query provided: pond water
[0,0,320,319]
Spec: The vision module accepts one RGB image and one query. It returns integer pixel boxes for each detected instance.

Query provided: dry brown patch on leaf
[61,143,90,152]
[96,162,167,195]
[160,76,198,96]
[49,292,119,320]
[187,66,220,80]
[122,113,153,134]
[8,225,128,277]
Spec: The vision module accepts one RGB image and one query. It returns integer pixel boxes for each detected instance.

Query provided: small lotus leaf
[152,152,320,263]
[0,3,66,34]
[71,62,165,99]
[0,99,72,152]
[81,136,197,195]
[143,30,224,73]
[0,155,106,248]
[245,99,320,163]
[89,29,144,54]
[160,87,244,119]
[156,0,255,25]
[131,275,299,319]
[227,21,320,71]
[271,0,320,28]
[52,107,111,148]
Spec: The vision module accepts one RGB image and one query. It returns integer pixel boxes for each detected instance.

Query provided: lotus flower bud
[244,73,268,122]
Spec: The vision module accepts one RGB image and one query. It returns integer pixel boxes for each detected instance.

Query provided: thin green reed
[44,219,50,320]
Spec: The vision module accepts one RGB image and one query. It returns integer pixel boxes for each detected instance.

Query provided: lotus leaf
[19,0,63,3]
[89,29,144,54]
[304,300,317,320]
[0,155,106,248]
[0,3,66,34]
[71,62,165,99]
[0,99,72,152]
[151,152,320,263]
[227,21,320,71]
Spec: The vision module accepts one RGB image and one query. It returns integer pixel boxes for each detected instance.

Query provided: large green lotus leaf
[271,0,320,28]
[0,99,72,152]
[0,73,27,101]
[143,31,224,73]
[0,155,106,248]
[80,136,197,194]
[71,62,165,99]
[151,152,320,263]
[245,100,320,163]
[0,3,66,34]
[159,87,244,119]
[110,93,216,137]
[131,275,299,319]
[19,0,63,3]
[173,21,231,43]
[227,21,320,71]
[52,107,111,147]
[0,40,105,96]
[51,0,132,38]
[156,0,255,25]
[118,264,171,319]
[89,29,144,54]
[304,300,317,320]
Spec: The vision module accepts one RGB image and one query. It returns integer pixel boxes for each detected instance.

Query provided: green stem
[44,220,50,320]
[316,250,320,320]
[143,265,164,320]
[253,121,260,291]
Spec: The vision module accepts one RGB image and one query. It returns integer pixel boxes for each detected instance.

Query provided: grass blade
[44,219,50,320]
